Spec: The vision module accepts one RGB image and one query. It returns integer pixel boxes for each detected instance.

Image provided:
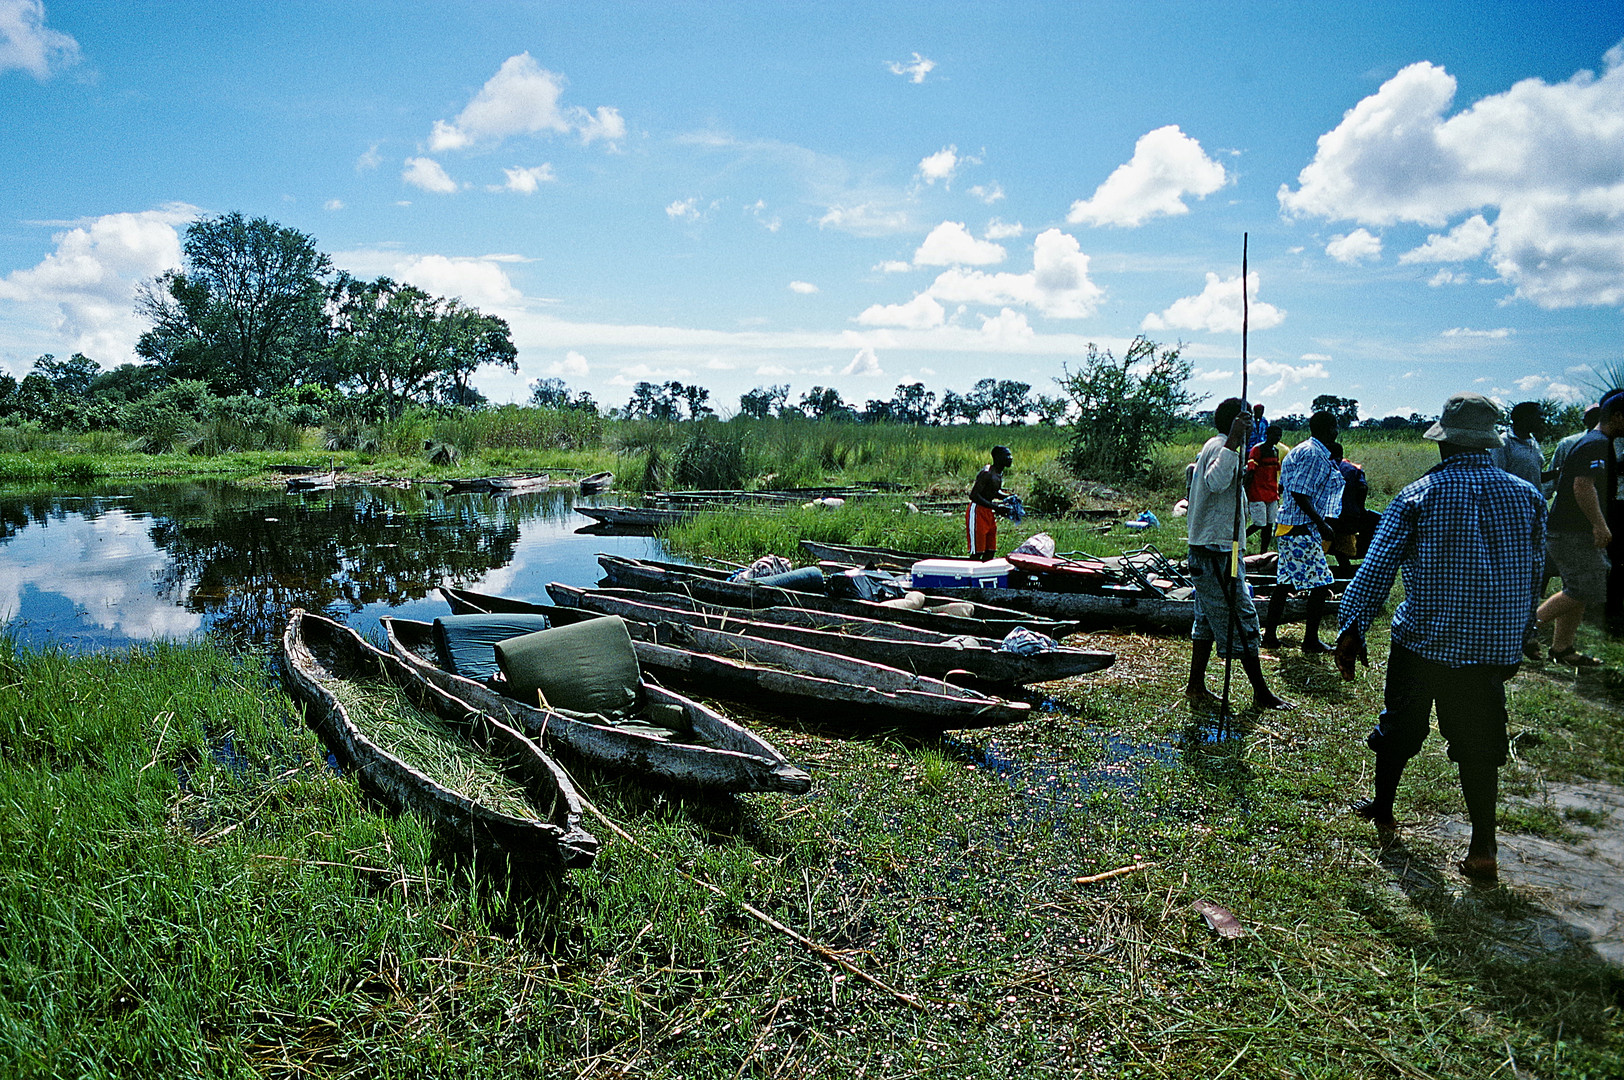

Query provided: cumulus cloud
[323,199,345,211]
[1067,125,1228,227]
[746,199,781,232]
[0,0,79,79]
[969,182,1005,204]
[548,350,589,378]
[608,362,694,387]
[979,307,1034,343]
[1399,213,1494,263]
[1279,44,1624,308]
[427,53,623,152]
[334,249,523,311]
[887,52,935,83]
[817,203,910,236]
[402,156,458,193]
[1441,326,1513,338]
[789,280,818,294]
[913,221,1006,267]
[856,293,945,330]
[0,204,195,361]
[1326,228,1383,264]
[498,164,556,193]
[926,228,1103,318]
[984,218,1023,240]
[356,143,382,172]
[665,197,700,221]
[918,146,960,186]
[874,260,911,274]
[843,346,883,376]
[1142,271,1286,334]
[1250,358,1330,397]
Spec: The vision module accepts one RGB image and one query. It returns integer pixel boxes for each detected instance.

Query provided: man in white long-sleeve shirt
[1185,397,1294,711]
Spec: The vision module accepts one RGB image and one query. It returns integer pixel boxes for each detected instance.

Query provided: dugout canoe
[380,617,811,794]
[543,583,1115,686]
[442,589,1035,731]
[578,471,614,494]
[595,554,1081,639]
[573,505,697,529]
[279,609,597,867]
[443,474,557,495]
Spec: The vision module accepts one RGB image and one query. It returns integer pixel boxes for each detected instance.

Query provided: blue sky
[2,0,1621,420]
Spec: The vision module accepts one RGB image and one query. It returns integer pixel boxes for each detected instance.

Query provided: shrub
[1057,337,1200,483]
[673,424,749,490]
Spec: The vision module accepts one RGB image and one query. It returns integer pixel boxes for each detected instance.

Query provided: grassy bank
[2,616,1621,1077]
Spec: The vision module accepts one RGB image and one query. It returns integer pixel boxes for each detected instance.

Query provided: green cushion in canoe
[495,615,642,720]
[432,613,553,680]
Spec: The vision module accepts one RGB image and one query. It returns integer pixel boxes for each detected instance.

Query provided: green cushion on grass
[432,613,553,680]
[495,615,642,720]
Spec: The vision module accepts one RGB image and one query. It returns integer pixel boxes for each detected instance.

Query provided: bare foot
[1352,800,1398,842]
[1253,691,1296,711]
[1185,685,1222,710]
[1459,855,1499,885]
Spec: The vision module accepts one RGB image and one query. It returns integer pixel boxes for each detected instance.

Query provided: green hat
[1423,392,1504,450]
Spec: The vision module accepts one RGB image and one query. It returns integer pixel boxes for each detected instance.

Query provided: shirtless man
[967,445,1013,559]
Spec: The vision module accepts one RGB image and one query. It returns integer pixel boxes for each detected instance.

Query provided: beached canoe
[380,617,811,794]
[578,471,614,494]
[596,554,1082,639]
[443,474,557,495]
[543,583,1115,686]
[442,589,1035,731]
[279,609,597,867]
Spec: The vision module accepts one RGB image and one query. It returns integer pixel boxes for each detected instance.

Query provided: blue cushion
[432,613,552,680]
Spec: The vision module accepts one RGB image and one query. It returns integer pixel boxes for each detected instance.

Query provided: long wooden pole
[1219,235,1250,721]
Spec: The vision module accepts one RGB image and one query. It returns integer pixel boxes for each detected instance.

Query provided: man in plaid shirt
[1335,392,1546,885]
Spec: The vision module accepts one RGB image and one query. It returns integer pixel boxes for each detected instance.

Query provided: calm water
[0,481,667,652]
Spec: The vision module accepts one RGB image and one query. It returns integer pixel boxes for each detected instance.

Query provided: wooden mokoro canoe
[574,505,696,529]
[279,609,597,867]
[444,474,556,495]
[442,590,1035,731]
[285,472,337,492]
[543,583,1115,686]
[578,471,614,494]
[596,554,1082,639]
[380,617,811,794]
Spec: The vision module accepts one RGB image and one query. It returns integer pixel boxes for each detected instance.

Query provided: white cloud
[0,204,195,362]
[1399,214,1494,263]
[0,0,79,79]
[1067,125,1228,227]
[498,164,556,193]
[746,199,781,232]
[608,362,694,387]
[755,363,794,377]
[665,197,700,221]
[1441,326,1513,338]
[856,293,945,330]
[402,156,458,194]
[842,346,883,376]
[548,350,589,378]
[1193,368,1238,382]
[918,145,959,186]
[887,52,935,83]
[789,280,819,294]
[1428,268,1465,286]
[874,260,911,274]
[334,249,523,311]
[969,182,1005,204]
[817,203,910,236]
[1142,271,1286,334]
[1250,358,1330,397]
[323,199,344,211]
[1279,44,1624,308]
[926,228,1103,318]
[428,53,623,152]
[356,143,382,172]
[979,308,1033,343]
[1507,373,1588,403]
[1326,228,1382,264]
[984,218,1023,240]
[913,221,1006,267]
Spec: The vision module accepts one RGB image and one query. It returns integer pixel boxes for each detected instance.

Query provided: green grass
[2,614,1621,1076]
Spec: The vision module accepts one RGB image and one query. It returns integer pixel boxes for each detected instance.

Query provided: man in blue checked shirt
[1335,392,1546,886]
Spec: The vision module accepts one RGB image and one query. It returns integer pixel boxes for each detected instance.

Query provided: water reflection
[0,482,665,651]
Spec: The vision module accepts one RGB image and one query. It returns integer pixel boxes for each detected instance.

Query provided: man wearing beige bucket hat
[1335,392,1547,884]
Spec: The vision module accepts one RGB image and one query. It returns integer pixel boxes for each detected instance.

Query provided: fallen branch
[1073,862,1149,885]
[578,793,927,1013]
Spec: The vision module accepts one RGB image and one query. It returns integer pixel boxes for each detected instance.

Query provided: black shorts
[1365,643,1517,769]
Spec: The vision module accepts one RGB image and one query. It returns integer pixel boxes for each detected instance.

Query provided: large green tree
[1058,336,1200,481]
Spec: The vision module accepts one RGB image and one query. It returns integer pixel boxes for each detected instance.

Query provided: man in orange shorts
[967,445,1014,559]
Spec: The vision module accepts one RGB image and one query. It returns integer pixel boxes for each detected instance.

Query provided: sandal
[1551,647,1601,668]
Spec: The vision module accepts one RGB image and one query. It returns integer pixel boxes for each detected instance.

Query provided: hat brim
[1423,421,1503,449]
